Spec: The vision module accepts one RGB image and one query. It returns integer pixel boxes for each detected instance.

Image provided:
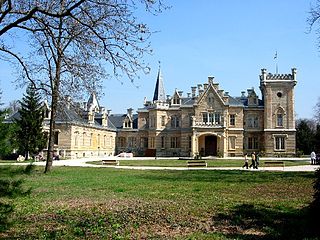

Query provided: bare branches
[0,0,86,36]
[308,0,320,49]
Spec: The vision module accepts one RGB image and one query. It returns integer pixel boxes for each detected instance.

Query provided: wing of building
[3,68,297,159]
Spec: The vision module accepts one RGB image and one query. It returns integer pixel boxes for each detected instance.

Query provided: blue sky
[1,0,320,119]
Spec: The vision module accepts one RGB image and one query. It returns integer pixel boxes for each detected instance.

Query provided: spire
[87,92,100,112]
[153,63,166,102]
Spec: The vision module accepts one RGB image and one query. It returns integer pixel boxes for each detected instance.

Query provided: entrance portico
[191,131,225,157]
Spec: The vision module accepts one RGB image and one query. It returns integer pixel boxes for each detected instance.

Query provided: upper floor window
[161,116,166,126]
[172,96,180,105]
[202,112,208,123]
[277,113,283,127]
[171,116,180,128]
[161,136,165,149]
[229,114,235,126]
[247,115,258,128]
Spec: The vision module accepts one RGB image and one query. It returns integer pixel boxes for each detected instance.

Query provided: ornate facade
[5,67,297,158]
[118,68,297,157]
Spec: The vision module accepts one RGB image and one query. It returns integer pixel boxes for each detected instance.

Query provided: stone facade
[116,68,297,157]
[7,67,296,158]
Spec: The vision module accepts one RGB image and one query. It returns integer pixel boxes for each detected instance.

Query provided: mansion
[8,67,297,158]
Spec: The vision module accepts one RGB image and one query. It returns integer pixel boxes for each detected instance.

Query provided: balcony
[193,121,225,128]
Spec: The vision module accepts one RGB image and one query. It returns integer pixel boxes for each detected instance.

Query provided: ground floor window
[150,137,155,149]
[170,137,180,148]
[248,137,258,149]
[161,136,165,149]
[229,136,236,150]
[275,136,285,150]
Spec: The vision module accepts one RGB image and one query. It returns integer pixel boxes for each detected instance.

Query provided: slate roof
[152,68,166,102]
[108,114,138,129]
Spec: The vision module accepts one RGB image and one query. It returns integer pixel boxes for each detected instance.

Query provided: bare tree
[308,0,320,48]
[3,0,165,172]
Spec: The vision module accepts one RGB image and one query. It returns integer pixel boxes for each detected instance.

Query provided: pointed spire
[87,92,100,111]
[153,62,166,102]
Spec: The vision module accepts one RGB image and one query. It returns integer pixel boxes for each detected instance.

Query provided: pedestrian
[311,151,316,165]
[242,153,249,169]
[249,152,256,169]
[255,152,259,169]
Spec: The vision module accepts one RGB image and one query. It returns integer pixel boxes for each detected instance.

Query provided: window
[150,137,155,149]
[171,116,180,128]
[229,136,236,150]
[173,95,180,105]
[54,131,59,145]
[202,112,208,123]
[82,132,86,146]
[247,116,258,128]
[215,113,221,124]
[277,113,283,127]
[208,112,214,124]
[275,136,285,150]
[75,132,79,146]
[141,137,148,148]
[161,116,166,126]
[119,137,126,148]
[128,137,136,148]
[248,137,258,149]
[188,136,192,149]
[229,114,235,126]
[97,134,101,147]
[161,136,165,149]
[149,117,155,128]
[170,137,180,148]
[90,133,93,146]
[104,135,106,147]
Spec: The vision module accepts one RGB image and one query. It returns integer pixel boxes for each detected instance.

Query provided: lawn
[0,165,317,239]
[90,158,310,167]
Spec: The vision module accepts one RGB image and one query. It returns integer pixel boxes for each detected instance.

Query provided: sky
[1,0,320,119]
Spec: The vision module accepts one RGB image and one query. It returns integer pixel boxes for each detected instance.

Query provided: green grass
[89,158,310,167]
[0,165,317,239]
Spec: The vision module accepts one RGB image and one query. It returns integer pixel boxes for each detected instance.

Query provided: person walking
[242,153,249,169]
[311,151,316,165]
[249,152,256,169]
[255,152,259,169]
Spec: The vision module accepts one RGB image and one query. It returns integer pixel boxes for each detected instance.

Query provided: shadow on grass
[212,203,320,240]
[137,170,314,184]
[0,165,33,232]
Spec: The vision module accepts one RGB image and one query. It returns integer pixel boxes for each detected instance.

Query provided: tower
[260,68,297,156]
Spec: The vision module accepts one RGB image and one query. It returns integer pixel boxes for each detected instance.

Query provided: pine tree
[15,85,46,160]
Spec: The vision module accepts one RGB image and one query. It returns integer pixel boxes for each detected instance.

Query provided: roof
[152,68,166,102]
[108,114,138,129]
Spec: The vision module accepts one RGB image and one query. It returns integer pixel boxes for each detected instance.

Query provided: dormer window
[173,96,180,105]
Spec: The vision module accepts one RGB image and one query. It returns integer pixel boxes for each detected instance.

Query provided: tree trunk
[44,65,61,173]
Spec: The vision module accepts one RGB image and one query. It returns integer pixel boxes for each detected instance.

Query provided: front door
[205,135,217,156]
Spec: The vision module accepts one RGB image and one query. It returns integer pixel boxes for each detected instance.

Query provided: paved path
[1,157,319,172]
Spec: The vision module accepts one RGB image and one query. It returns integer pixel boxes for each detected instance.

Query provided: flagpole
[274,51,278,74]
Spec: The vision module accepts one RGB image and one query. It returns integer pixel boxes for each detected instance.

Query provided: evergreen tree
[15,85,46,160]
[296,119,315,155]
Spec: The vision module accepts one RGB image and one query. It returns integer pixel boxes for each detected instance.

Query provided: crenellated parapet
[260,68,297,83]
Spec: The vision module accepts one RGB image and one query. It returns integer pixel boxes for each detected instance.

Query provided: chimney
[241,91,246,98]
[208,76,214,83]
[187,93,191,98]
[191,87,197,97]
[65,95,71,109]
[203,83,208,90]
[178,91,183,97]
